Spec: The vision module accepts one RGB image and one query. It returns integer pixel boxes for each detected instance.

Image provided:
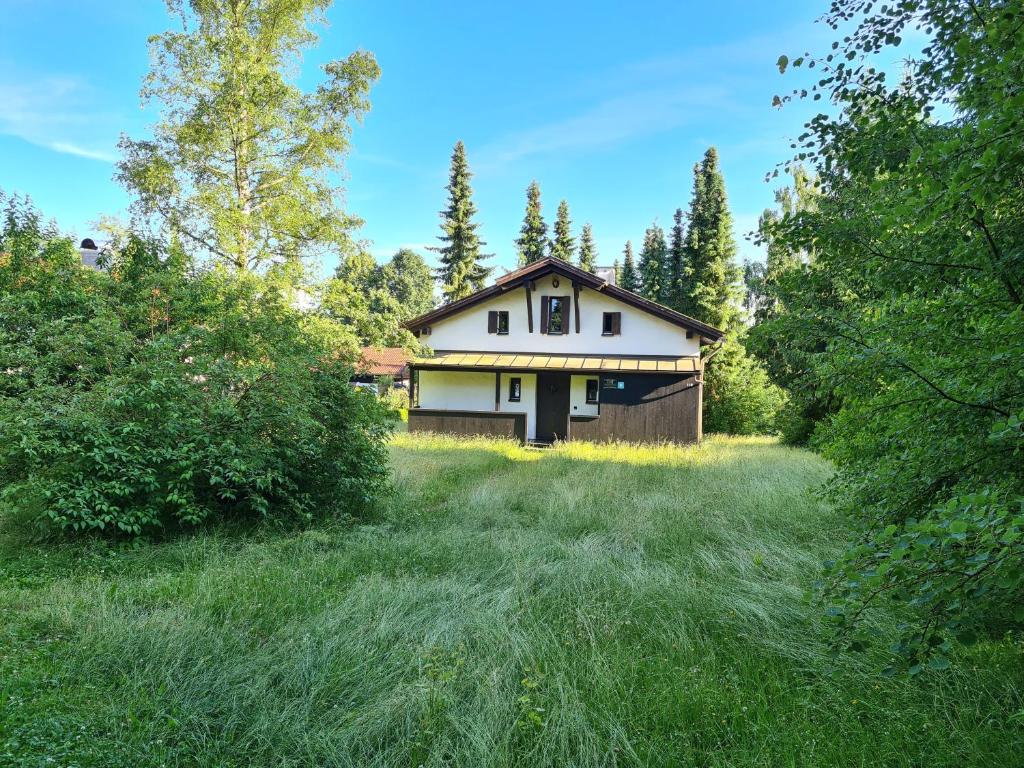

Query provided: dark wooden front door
[536,372,570,442]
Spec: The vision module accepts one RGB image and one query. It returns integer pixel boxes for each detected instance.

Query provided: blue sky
[1,0,839,276]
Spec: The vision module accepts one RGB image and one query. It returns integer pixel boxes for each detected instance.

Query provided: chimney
[594,265,617,286]
[79,238,101,269]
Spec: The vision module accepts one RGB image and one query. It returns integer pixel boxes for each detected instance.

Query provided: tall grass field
[1,435,1021,766]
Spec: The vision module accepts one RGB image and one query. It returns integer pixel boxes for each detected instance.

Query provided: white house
[405,257,724,444]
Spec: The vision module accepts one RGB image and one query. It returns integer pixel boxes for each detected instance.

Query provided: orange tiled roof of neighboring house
[358,347,410,377]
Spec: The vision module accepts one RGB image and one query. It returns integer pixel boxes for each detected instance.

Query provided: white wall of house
[417,369,537,439]
[423,274,701,358]
[570,374,600,417]
[418,370,494,411]
[498,372,536,440]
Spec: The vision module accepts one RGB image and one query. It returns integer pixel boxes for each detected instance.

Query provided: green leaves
[515,180,548,268]
[118,0,379,271]
[752,0,1024,672]
[0,203,392,538]
[432,141,492,301]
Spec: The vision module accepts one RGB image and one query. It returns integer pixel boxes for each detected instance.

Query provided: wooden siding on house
[569,373,701,444]
[408,409,527,443]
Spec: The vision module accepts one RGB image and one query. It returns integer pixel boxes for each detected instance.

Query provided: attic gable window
[487,310,509,335]
[602,312,621,336]
[540,296,569,335]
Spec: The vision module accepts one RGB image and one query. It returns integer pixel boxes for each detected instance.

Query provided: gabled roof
[357,346,410,376]
[405,257,724,341]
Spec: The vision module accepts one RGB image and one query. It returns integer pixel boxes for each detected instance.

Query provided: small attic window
[488,310,509,334]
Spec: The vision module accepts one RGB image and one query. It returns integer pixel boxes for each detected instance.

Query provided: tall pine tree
[431,141,492,302]
[665,208,686,311]
[620,241,639,292]
[638,222,667,301]
[548,199,575,261]
[678,162,703,315]
[612,258,621,285]
[681,147,741,331]
[516,181,548,266]
[577,222,597,272]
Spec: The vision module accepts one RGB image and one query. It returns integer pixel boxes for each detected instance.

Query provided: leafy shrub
[703,338,787,435]
[380,385,409,415]
[760,1,1024,669]
[0,197,392,537]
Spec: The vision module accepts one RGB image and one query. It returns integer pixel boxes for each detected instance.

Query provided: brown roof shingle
[358,347,410,377]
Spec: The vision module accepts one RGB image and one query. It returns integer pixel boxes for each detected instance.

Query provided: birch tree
[118,0,379,271]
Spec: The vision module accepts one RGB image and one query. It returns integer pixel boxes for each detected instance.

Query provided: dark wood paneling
[524,285,534,333]
[569,373,701,444]
[573,282,581,333]
[536,372,571,442]
[409,409,526,442]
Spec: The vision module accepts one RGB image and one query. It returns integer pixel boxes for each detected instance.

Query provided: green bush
[380,384,409,415]
[0,197,392,536]
[703,338,787,435]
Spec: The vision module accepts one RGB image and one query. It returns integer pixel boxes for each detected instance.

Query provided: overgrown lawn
[1,435,1021,766]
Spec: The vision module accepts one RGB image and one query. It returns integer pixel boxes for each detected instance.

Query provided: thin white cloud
[476,84,739,171]
[0,72,121,163]
[370,241,434,261]
[473,23,830,174]
[49,141,117,163]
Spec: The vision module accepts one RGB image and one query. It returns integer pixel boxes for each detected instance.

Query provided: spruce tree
[620,241,639,292]
[430,141,492,302]
[612,258,621,285]
[678,162,704,316]
[682,147,741,331]
[577,222,597,273]
[638,222,667,301]
[665,208,686,311]
[548,199,574,261]
[515,181,548,266]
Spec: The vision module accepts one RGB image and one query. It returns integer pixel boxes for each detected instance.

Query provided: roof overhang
[404,257,725,342]
[411,351,702,374]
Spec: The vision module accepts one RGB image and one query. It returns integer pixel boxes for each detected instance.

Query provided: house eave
[404,256,725,341]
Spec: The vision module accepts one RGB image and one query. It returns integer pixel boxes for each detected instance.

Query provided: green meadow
[2,435,1021,766]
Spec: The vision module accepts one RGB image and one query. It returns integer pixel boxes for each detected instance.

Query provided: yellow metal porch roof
[413,352,701,373]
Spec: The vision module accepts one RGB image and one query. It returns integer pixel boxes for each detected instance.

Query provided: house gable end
[406,257,723,342]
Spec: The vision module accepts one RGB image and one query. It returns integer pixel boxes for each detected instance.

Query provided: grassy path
[1,435,1021,766]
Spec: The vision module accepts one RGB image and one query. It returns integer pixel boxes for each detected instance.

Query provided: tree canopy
[620,241,638,292]
[516,181,548,266]
[663,208,686,311]
[431,141,492,302]
[0,193,390,537]
[118,0,379,272]
[682,148,742,333]
[548,200,575,262]
[577,223,597,273]
[638,222,667,301]
[322,249,425,348]
[757,0,1024,672]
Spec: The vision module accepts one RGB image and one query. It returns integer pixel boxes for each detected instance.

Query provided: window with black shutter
[487,310,509,334]
[602,312,621,336]
[548,296,566,334]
